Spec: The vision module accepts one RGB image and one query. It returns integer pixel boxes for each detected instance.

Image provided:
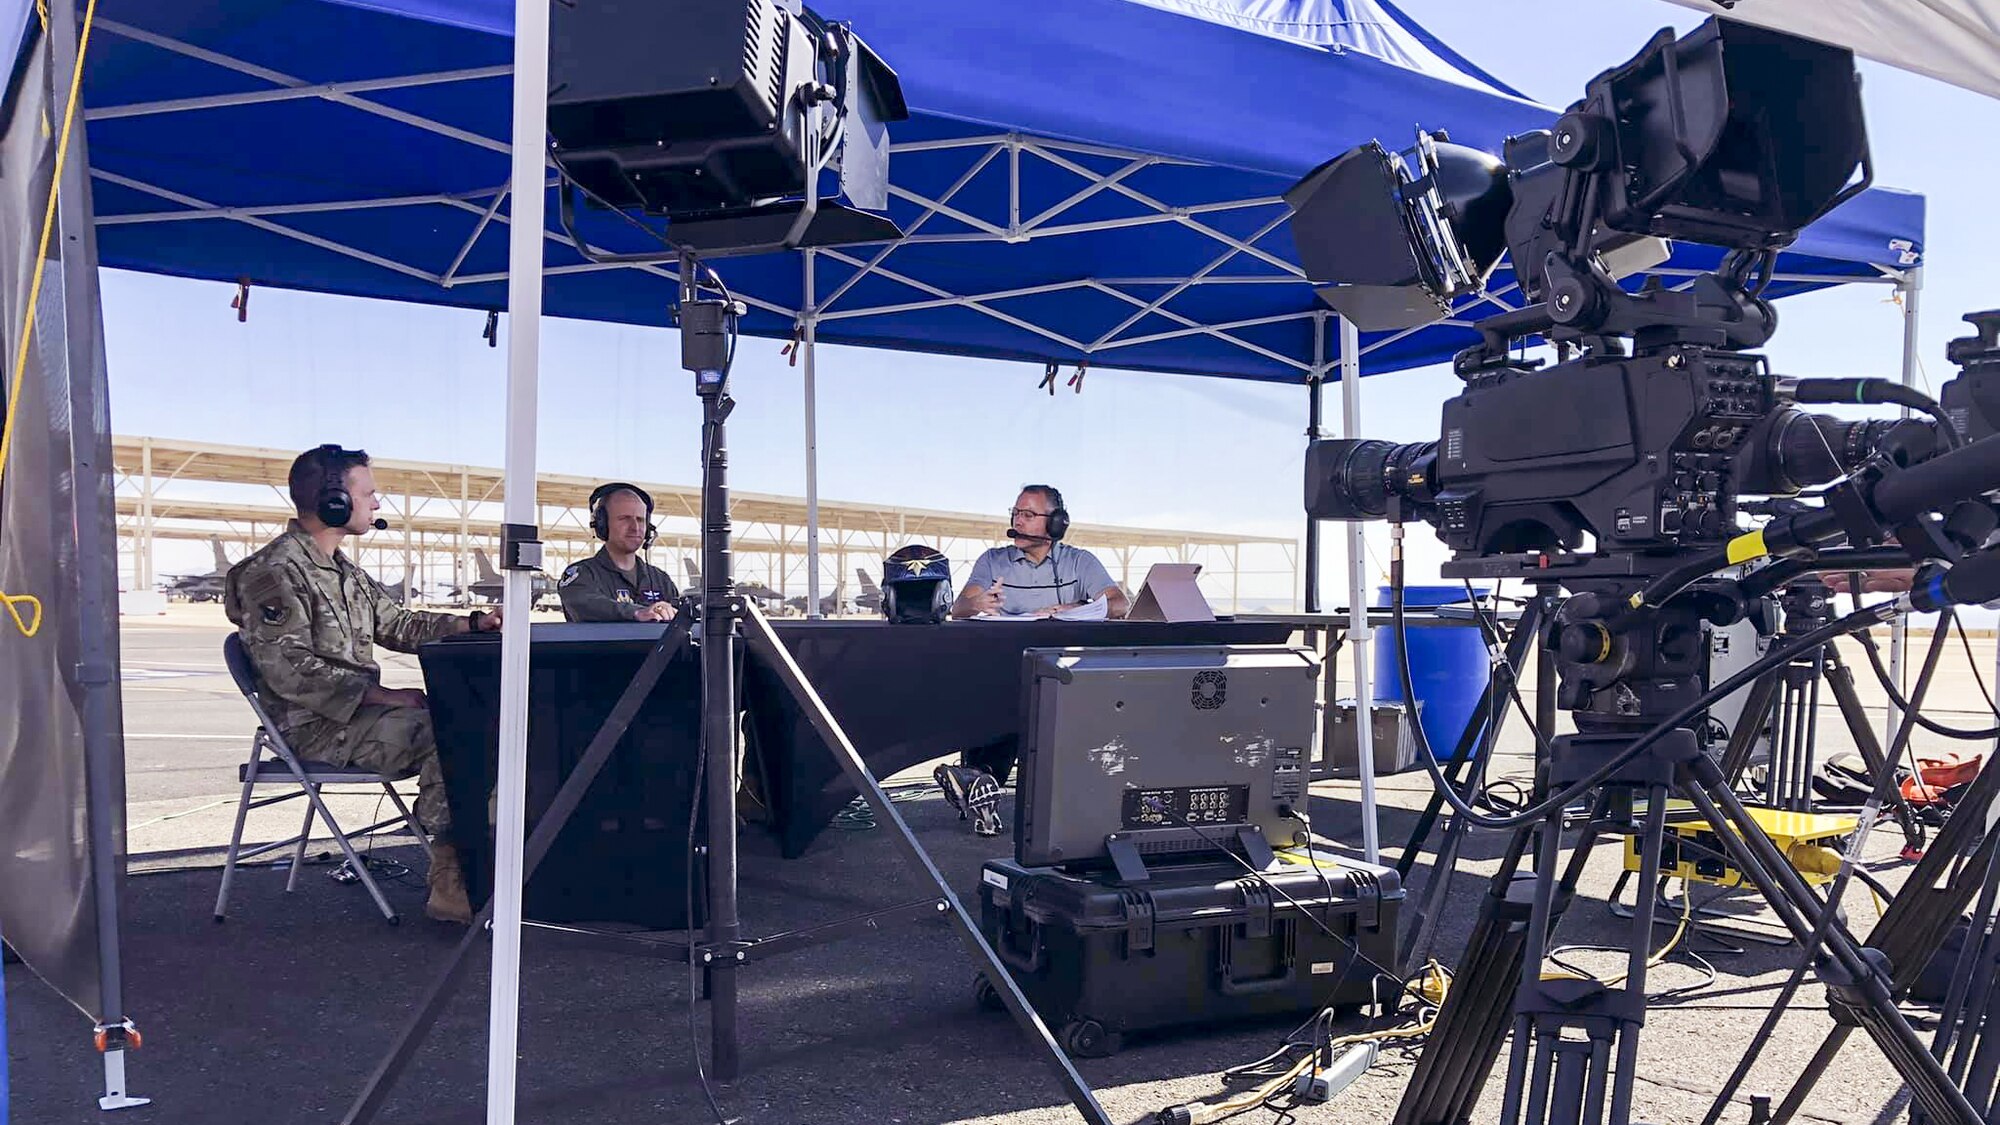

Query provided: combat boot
[425,842,473,924]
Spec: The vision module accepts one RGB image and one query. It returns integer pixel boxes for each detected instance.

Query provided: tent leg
[98,1048,147,1111]
[484,2,551,1123]
[1338,315,1380,864]
[45,0,145,1110]
[1303,311,1325,614]
[1886,266,1922,749]
[803,251,822,617]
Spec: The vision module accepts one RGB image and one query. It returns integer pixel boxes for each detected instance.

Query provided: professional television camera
[1286,19,2000,1125]
[1943,309,2000,444]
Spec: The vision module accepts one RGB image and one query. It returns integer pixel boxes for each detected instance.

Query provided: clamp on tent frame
[94,1019,141,1053]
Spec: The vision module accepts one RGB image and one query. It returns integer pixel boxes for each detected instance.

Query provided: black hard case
[976,854,1401,1050]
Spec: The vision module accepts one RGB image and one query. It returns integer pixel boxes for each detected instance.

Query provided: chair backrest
[222,632,261,700]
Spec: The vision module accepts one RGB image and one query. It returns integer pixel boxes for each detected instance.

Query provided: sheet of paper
[972,596,1110,622]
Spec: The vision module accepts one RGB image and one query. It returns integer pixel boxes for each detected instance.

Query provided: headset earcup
[319,489,351,528]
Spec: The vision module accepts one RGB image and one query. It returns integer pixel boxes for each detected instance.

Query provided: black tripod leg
[1675,778,1983,1125]
[1821,645,1924,854]
[1766,778,2000,1125]
[1396,595,1547,879]
[1395,822,1537,1125]
[1400,807,1469,968]
[738,604,1114,1125]
[1395,793,1610,1125]
[1716,672,1780,793]
[1934,846,2000,1097]
[342,620,694,1125]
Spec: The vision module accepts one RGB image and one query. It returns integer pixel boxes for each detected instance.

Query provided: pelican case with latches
[972,851,1401,1056]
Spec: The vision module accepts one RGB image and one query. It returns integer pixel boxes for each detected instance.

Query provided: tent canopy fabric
[1667,0,2000,103]
[81,0,1922,382]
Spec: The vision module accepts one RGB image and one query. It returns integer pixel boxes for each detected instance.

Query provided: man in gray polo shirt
[951,485,1129,619]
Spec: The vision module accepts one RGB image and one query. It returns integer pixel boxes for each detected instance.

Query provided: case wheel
[973,972,1005,1012]
[1061,1019,1122,1058]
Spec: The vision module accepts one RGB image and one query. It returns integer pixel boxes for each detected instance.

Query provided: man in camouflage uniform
[224,445,501,923]
[558,482,680,622]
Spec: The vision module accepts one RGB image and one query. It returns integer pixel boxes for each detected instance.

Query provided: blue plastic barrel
[1373,585,1490,761]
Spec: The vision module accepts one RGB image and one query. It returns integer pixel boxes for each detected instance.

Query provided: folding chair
[214,634,430,925]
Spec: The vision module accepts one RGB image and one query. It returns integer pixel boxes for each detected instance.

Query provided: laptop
[1125,562,1214,622]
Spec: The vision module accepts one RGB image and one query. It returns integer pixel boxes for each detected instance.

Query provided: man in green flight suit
[557,482,680,622]
[224,444,501,923]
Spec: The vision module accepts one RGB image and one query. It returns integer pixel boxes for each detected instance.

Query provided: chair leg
[382,782,432,864]
[212,772,260,922]
[294,777,400,924]
[285,793,317,893]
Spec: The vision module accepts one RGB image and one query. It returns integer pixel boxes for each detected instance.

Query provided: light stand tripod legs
[341,620,695,1125]
[1399,594,1553,968]
[738,605,1114,1125]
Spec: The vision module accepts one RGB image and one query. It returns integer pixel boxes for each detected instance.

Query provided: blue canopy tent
[77,0,1926,618]
[37,0,1931,1117]
[81,0,1921,382]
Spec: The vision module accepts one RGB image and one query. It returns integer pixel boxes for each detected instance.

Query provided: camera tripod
[1713,578,1925,854]
[1697,604,1998,1125]
[1389,570,1983,1125]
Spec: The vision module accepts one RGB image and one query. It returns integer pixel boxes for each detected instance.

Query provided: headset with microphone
[314,444,388,531]
[1005,484,1068,543]
[1002,485,1076,601]
[589,482,657,550]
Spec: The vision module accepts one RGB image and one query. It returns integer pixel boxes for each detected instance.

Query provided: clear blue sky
[102,0,2000,607]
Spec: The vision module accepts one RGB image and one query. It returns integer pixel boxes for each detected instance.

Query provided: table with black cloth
[419,623,706,929]
[742,618,1296,858]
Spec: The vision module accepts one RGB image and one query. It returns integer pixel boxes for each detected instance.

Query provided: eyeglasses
[1008,507,1050,521]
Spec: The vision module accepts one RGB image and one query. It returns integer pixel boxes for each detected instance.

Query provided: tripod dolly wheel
[1061,1019,1122,1058]
[973,972,1004,1013]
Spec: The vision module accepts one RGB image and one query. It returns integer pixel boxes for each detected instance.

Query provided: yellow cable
[1184,961,1451,1123]
[1542,880,1693,989]
[0,0,100,638]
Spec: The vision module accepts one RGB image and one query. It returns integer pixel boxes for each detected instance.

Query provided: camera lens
[1305,439,1436,520]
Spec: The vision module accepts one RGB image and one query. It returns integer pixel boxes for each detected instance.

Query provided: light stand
[342,253,1114,1125]
[675,248,1115,1120]
[682,250,745,1076]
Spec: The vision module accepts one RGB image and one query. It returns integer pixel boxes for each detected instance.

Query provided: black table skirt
[420,620,1301,874]
[743,618,1297,857]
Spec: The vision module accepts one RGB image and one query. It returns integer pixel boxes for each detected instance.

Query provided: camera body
[1942,310,2000,445]
[1294,18,1903,581]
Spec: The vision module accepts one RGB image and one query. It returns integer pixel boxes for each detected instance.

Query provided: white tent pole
[1888,266,1922,748]
[804,249,822,616]
[1339,315,1380,864]
[486,0,547,1121]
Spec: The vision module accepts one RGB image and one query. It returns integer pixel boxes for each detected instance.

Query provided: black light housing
[1286,18,1871,334]
[547,0,908,255]
[1285,133,1509,331]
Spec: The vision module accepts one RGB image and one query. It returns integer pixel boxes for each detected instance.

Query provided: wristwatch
[466,609,487,631]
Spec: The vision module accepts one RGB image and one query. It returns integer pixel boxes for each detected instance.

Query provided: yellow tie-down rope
[0,0,101,638]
